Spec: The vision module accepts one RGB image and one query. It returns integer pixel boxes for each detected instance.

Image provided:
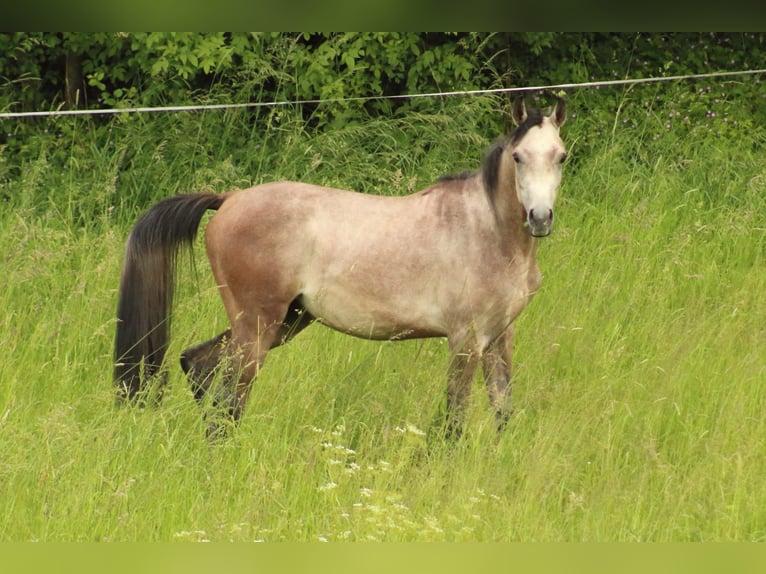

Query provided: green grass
[1,93,765,541]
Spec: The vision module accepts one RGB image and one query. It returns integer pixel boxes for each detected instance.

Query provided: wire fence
[2,68,765,121]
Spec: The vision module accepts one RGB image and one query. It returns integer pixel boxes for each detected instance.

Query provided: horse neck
[491,148,537,259]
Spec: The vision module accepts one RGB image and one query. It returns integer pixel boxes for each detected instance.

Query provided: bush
[2,33,765,223]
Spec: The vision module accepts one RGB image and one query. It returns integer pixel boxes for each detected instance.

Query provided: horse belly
[300,282,445,341]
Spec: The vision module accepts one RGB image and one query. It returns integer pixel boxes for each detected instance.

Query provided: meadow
[1,85,764,541]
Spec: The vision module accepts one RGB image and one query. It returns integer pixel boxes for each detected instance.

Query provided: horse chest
[493,256,541,322]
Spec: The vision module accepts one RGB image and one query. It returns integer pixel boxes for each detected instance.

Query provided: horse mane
[437,170,475,183]
[436,106,546,196]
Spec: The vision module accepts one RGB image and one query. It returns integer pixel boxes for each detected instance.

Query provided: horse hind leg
[179,327,268,439]
[179,296,314,439]
[204,325,275,438]
[180,329,231,401]
[179,298,312,402]
[206,298,315,438]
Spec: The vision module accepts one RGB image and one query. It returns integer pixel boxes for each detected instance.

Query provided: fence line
[2,68,765,120]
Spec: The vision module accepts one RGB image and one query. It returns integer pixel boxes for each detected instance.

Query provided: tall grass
[1,87,764,541]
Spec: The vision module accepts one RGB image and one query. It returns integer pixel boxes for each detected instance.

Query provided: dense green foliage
[1,33,765,201]
[3,33,765,113]
[2,33,766,221]
[1,33,765,541]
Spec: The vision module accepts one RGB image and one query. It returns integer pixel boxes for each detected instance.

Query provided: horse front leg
[481,324,514,431]
[445,339,481,439]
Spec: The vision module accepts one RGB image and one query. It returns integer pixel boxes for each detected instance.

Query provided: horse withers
[114,98,568,437]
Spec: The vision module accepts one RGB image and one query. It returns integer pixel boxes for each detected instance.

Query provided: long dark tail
[114,193,227,402]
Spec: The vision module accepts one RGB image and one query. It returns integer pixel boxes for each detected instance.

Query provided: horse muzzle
[528,208,553,237]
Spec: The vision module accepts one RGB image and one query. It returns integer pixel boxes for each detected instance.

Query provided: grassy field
[1,90,765,541]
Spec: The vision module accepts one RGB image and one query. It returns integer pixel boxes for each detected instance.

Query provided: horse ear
[511,97,527,126]
[551,97,567,127]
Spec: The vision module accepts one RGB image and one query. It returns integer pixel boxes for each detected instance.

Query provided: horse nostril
[529,209,553,223]
[527,208,554,237]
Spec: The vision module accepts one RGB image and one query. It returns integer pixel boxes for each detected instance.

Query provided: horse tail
[114,192,228,402]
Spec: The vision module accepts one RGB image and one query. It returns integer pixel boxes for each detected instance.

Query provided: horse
[114,97,567,438]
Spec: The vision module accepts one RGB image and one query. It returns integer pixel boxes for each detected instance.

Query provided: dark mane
[481,140,506,198]
[437,170,476,183]
[437,106,546,196]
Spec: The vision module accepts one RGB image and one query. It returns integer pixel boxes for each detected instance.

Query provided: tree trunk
[65,51,84,109]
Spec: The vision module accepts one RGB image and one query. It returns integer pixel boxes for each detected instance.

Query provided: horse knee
[444,356,479,438]
[180,330,230,401]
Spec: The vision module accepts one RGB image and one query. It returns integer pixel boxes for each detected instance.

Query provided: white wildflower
[344,462,361,475]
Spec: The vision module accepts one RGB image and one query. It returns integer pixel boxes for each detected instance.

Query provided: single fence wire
[2,68,766,120]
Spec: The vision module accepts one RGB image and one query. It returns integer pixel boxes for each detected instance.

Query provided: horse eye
[512,152,521,163]
[558,152,568,164]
